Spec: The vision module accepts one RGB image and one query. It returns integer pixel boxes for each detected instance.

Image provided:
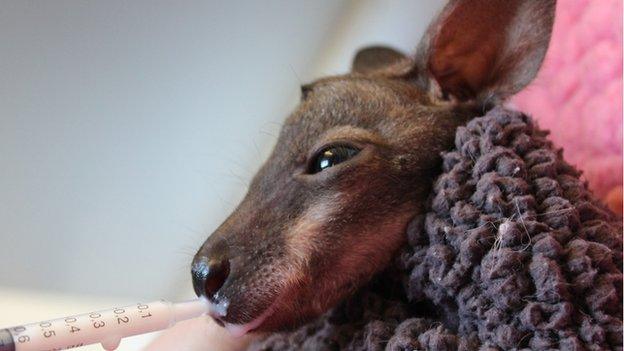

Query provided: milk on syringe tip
[0,298,209,351]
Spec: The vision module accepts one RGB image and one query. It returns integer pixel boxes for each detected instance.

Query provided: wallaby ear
[415,0,556,103]
[352,46,408,75]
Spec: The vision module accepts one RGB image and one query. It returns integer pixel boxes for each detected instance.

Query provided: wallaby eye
[309,145,360,174]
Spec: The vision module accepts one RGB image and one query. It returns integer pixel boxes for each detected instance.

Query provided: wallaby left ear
[415,0,556,103]
[352,46,408,75]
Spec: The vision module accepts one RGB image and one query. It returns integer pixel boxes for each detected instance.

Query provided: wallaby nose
[191,256,230,300]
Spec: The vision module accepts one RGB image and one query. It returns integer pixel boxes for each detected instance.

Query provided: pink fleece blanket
[512,0,622,202]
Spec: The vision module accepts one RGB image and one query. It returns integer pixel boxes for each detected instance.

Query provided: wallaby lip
[204,285,282,336]
[218,298,280,337]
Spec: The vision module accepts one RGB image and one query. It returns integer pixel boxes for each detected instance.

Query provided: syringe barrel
[2,300,176,351]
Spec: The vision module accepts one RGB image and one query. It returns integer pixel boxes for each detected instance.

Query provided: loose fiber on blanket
[249,108,623,351]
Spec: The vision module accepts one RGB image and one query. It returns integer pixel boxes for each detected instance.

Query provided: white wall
[0,1,443,302]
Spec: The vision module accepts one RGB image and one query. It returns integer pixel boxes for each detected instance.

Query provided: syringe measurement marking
[113,308,130,325]
[89,312,105,330]
[64,317,81,334]
[137,304,152,319]
[12,326,30,345]
[39,321,56,340]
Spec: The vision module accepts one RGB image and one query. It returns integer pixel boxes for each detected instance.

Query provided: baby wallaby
[192,0,555,335]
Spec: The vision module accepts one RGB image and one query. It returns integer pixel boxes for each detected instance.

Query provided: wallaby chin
[192,0,555,335]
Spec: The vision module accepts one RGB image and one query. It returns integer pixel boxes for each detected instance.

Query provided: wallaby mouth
[212,298,280,337]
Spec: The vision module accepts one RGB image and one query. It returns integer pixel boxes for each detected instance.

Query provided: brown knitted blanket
[249,108,623,351]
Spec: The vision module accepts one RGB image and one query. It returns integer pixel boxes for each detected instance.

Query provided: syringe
[0,298,209,351]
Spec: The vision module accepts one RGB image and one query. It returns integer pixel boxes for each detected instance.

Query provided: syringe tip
[172,298,210,323]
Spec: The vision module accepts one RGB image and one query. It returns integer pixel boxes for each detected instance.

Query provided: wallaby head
[192,0,555,335]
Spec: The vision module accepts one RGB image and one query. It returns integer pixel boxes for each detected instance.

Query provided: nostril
[191,256,230,300]
[204,259,230,299]
[191,258,209,298]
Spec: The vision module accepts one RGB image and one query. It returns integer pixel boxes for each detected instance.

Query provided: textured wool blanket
[249,108,623,351]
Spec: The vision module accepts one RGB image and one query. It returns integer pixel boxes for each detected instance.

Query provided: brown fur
[192,0,555,333]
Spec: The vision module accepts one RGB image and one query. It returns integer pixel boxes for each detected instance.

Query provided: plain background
[0,0,444,305]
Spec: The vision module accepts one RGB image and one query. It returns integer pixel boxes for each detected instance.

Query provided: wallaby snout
[192,0,555,335]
